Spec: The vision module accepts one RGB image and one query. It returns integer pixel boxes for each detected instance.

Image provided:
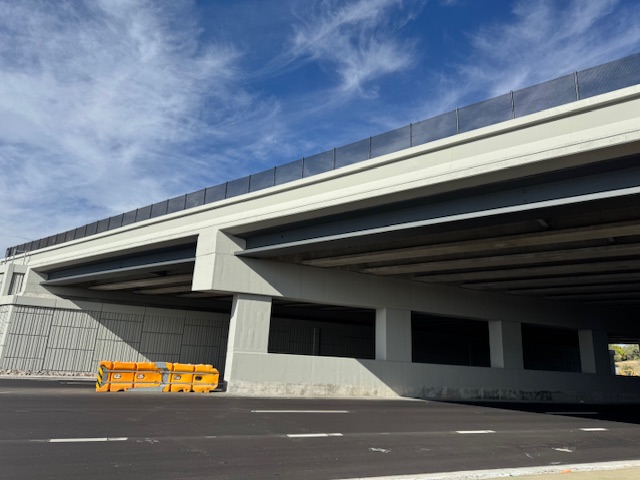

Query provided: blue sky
[1,0,640,254]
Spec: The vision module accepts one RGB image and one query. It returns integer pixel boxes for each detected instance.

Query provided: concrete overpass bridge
[2,54,640,402]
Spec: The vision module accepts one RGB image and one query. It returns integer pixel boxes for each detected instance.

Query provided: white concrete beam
[416,259,640,283]
[365,243,640,276]
[468,272,640,291]
[303,220,640,268]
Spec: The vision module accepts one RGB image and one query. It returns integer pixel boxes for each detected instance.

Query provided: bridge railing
[6,53,640,258]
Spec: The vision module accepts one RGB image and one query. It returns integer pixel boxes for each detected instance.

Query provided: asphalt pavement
[1,377,640,480]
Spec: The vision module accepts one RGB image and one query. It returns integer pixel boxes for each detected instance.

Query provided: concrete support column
[224,294,272,382]
[579,329,611,375]
[0,264,14,296]
[489,320,523,369]
[376,308,411,362]
[0,305,15,367]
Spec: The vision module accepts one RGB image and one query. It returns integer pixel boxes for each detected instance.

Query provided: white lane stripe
[455,430,495,434]
[580,428,609,431]
[252,410,349,414]
[286,433,343,438]
[49,437,128,443]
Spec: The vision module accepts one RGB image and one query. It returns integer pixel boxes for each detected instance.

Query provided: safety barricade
[192,364,220,393]
[167,363,195,392]
[96,361,138,392]
[134,362,163,389]
[96,361,219,393]
[96,361,112,392]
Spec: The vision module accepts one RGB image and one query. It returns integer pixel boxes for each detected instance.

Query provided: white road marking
[369,447,391,453]
[48,437,128,443]
[553,447,575,453]
[455,430,495,434]
[251,410,349,413]
[580,427,609,431]
[286,433,343,438]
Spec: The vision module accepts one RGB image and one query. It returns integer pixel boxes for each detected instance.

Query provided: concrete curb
[339,460,640,480]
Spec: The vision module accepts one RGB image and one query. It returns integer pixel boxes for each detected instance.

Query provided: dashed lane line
[18,427,616,444]
[47,437,128,443]
[455,430,495,434]
[251,410,349,413]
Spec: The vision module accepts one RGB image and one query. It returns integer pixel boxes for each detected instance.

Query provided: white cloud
[287,0,421,98]
[0,0,277,251]
[420,0,640,116]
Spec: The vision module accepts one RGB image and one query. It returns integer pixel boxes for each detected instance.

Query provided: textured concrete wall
[0,305,12,364]
[0,305,229,374]
[228,351,640,403]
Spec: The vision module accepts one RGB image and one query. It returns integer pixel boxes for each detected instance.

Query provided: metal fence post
[574,71,580,101]
[455,108,460,134]
[510,91,515,119]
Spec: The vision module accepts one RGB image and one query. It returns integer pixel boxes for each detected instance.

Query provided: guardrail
[6,52,640,259]
[96,361,220,393]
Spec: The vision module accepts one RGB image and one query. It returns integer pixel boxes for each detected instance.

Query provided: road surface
[1,378,640,479]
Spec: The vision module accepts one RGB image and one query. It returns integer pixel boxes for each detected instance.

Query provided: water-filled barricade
[96,361,219,393]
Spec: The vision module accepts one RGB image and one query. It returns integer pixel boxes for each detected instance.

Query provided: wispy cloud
[0,0,275,248]
[2,0,639,254]
[287,0,422,98]
[421,0,640,116]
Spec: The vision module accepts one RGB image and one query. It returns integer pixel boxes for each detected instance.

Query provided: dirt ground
[616,360,640,376]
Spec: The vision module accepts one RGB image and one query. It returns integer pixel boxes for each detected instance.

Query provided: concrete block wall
[0,305,229,374]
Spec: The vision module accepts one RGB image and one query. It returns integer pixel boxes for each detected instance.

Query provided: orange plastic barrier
[167,363,194,392]
[96,361,219,393]
[110,361,137,392]
[96,361,112,392]
[192,364,220,393]
[134,362,162,389]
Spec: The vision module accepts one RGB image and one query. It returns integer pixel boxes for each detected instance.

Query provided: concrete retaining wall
[0,304,229,374]
[229,351,640,403]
